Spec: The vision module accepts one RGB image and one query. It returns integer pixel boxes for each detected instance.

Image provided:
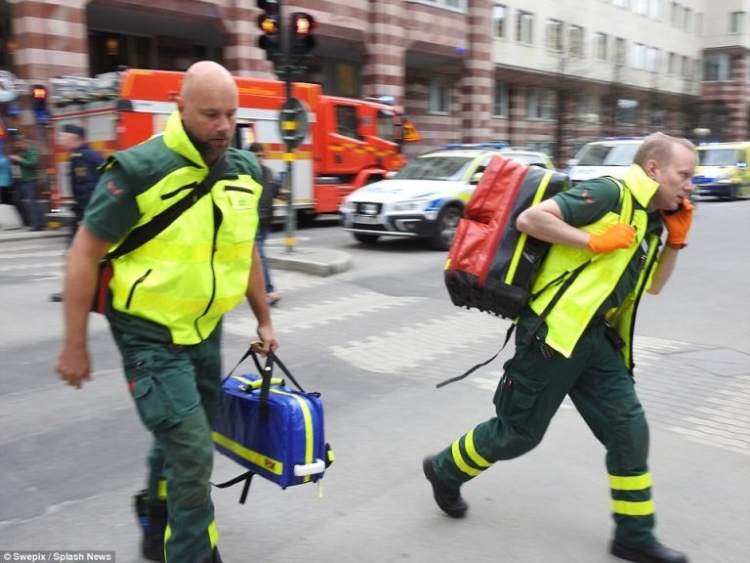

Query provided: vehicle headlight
[391,199,430,212]
[339,199,355,213]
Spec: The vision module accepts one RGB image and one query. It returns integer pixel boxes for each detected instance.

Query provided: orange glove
[587,223,636,253]
[659,197,694,246]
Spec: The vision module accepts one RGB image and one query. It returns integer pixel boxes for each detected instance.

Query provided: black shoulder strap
[108,154,227,260]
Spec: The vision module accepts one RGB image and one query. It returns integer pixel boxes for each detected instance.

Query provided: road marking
[330,310,509,374]
[224,291,424,336]
[0,250,64,259]
[0,261,64,272]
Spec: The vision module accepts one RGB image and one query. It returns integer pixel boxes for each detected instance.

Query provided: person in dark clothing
[248,141,282,304]
[9,135,45,231]
[50,125,105,302]
[59,124,105,242]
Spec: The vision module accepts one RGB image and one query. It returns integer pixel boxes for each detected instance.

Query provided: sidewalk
[0,222,354,277]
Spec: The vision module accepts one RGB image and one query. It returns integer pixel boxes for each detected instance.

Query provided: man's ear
[644,159,659,180]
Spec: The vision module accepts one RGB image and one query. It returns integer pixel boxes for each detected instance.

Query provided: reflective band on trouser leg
[157,479,168,500]
[164,520,218,562]
[447,429,493,479]
[610,471,656,547]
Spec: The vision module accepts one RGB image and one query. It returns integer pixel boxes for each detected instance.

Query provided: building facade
[0,0,748,164]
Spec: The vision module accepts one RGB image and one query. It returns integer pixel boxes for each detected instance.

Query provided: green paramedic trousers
[432,321,657,548]
[111,322,223,563]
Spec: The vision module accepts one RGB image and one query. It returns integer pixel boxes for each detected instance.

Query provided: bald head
[180,61,236,102]
[177,61,238,164]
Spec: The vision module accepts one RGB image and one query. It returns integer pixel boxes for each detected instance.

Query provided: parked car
[693,142,750,199]
[566,138,643,186]
[339,146,554,250]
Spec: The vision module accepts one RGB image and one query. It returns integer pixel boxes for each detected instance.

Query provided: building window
[684,8,691,31]
[613,0,629,8]
[545,19,563,52]
[616,98,639,125]
[615,37,627,66]
[646,47,660,72]
[569,25,584,57]
[682,56,691,78]
[493,4,507,39]
[633,43,646,69]
[493,80,509,117]
[651,105,666,127]
[649,0,661,20]
[594,32,608,61]
[517,11,534,45]
[670,2,678,26]
[429,75,450,114]
[636,0,648,16]
[703,53,731,81]
[576,93,601,123]
[527,87,556,120]
[730,12,744,34]
[668,52,677,74]
[696,13,703,35]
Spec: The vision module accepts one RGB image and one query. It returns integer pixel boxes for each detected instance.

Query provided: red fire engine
[48,68,420,218]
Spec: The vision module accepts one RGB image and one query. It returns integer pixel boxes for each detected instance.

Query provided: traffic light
[289,12,315,68]
[257,0,282,64]
[32,84,48,124]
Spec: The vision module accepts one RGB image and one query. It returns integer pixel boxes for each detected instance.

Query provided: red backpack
[444,155,569,320]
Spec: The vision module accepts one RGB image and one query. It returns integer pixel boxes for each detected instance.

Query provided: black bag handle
[108,154,227,260]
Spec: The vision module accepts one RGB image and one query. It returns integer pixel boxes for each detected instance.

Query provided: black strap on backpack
[434,261,588,389]
[106,154,227,260]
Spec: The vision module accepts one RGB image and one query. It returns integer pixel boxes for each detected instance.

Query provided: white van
[566,139,643,185]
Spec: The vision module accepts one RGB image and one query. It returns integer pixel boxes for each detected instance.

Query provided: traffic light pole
[258,0,315,253]
[283,76,296,254]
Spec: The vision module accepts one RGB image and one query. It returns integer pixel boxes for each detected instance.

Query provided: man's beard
[184,123,226,164]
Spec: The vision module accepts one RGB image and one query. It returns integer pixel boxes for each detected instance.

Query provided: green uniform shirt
[552,177,662,314]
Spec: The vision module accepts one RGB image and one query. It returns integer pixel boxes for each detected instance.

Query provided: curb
[267,247,354,277]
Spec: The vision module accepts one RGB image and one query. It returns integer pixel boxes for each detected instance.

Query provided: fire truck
[47,68,420,219]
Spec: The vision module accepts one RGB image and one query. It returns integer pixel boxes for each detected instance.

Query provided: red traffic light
[291,12,315,35]
[32,85,47,100]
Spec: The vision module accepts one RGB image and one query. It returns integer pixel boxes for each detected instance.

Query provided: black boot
[611,541,688,563]
[422,456,468,518]
[134,490,167,562]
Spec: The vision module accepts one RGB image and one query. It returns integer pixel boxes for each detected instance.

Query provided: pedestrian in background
[55,61,278,563]
[0,140,13,206]
[50,125,105,302]
[423,132,696,563]
[59,124,104,242]
[248,141,282,305]
[9,134,45,231]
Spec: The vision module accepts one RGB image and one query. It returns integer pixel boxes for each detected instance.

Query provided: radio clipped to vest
[444,155,570,320]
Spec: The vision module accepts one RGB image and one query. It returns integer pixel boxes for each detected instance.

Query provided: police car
[340,145,554,250]
[566,138,643,186]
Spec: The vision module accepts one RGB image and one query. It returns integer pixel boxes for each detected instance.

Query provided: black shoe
[422,456,467,518]
[49,292,63,303]
[134,490,167,562]
[611,541,688,563]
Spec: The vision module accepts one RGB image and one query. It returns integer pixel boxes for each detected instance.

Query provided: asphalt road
[0,199,748,562]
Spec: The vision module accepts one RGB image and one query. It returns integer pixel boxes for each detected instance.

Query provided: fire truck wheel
[354,233,380,245]
[430,204,462,251]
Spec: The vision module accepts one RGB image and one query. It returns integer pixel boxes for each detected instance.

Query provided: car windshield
[503,152,548,167]
[393,156,474,181]
[698,148,741,166]
[576,143,640,166]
